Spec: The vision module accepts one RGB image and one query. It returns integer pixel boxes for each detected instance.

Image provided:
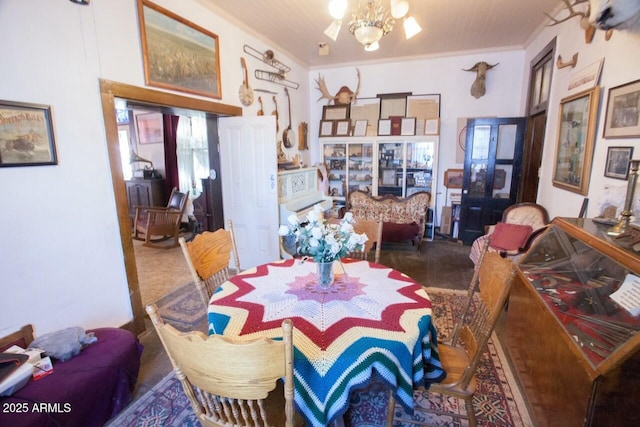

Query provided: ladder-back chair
[179,219,240,306]
[146,304,296,427]
[348,213,383,264]
[387,251,516,427]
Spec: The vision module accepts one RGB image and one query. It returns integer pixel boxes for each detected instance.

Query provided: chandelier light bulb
[364,41,380,51]
[328,0,348,20]
[403,16,422,39]
[324,20,342,41]
[390,0,409,19]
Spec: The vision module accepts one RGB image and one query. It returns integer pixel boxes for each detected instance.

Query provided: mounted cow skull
[315,68,361,105]
[589,0,640,30]
[463,62,498,99]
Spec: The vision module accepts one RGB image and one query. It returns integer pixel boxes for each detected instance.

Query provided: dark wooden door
[519,112,547,202]
[204,114,225,231]
[458,117,526,245]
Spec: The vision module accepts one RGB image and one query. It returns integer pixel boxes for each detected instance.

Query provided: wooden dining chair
[146,304,297,427]
[386,251,516,427]
[133,187,189,249]
[349,213,383,264]
[179,219,241,305]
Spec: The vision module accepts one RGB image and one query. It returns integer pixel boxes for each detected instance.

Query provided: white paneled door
[218,116,279,270]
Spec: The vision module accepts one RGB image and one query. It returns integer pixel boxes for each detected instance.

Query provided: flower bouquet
[278,205,368,287]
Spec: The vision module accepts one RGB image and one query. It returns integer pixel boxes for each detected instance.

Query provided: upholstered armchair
[469,202,550,267]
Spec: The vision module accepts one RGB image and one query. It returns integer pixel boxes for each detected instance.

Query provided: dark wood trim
[99,79,241,336]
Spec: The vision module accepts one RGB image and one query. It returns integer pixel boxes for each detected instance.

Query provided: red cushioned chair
[469,202,550,267]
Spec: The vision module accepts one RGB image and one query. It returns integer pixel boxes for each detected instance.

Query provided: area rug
[153,282,207,332]
[110,288,532,427]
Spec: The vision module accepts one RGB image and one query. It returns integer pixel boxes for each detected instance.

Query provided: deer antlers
[546,0,613,42]
[315,68,360,105]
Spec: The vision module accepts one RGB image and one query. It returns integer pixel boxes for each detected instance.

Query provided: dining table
[207,258,446,427]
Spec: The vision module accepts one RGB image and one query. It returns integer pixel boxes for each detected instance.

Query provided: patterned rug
[153,282,208,332]
[110,288,532,427]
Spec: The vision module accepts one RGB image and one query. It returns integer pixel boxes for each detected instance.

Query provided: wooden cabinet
[124,179,165,219]
[504,217,640,426]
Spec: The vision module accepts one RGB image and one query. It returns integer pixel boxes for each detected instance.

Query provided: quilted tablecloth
[207,258,445,427]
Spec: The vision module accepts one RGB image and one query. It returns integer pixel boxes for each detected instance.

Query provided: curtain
[176,116,209,198]
[163,115,180,192]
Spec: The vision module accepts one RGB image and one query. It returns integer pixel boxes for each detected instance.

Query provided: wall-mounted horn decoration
[557,53,579,69]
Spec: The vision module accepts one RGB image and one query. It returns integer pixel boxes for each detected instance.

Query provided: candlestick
[608,160,640,236]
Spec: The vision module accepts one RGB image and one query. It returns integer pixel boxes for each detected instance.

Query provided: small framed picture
[401,117,416,136]
[136,112,164,144]
[444,169,464,189]
[425,118,440,135]
[319,120,335,137]
[381,169,396,185]
[322,104,350,120]
[353,120,368,136]
[0,100,58,167]
[378,119,392,136]
[604,146,634,179]
[335,120,350,136]
[603,79,640,138]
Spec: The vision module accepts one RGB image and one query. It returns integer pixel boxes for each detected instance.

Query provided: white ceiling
[202,0,563,68]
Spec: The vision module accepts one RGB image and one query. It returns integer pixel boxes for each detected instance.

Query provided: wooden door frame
[519,38,556,203]
[99,79,241,334]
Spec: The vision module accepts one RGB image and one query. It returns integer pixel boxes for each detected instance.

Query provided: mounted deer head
[463,62,498,99]
[315,68,360,105]
[589,0,640,31]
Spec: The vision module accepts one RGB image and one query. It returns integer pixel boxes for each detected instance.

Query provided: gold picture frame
[137,0,221,99]
[552,86,600,195]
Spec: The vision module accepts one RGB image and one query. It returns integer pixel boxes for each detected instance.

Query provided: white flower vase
[316,261,335,289]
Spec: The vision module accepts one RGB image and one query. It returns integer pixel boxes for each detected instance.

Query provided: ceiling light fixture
[325,0,422,51]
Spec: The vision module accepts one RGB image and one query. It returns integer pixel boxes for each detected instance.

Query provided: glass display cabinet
[505,217,640,426]
[322,141,374,202]
[320,136,439,239]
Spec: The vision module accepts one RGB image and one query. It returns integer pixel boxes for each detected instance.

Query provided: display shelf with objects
[504,217,640,426]
[320,136,438,241]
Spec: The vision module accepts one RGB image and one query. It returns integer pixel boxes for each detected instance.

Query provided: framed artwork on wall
[378,119,392,136]
[335,120,350,136]
[444,169,464,189]
[603,79,640,138]
[353,120,368,137]
[400,117,416,135]
[604,146,634,180]
[350,97,380,136]
[319,120,334,137]
[137,0,221,99]
[552,87,600,195]
[322,104,350,120]
[136,112,164,144]
[377,92,411,119]
[0,100,58,167]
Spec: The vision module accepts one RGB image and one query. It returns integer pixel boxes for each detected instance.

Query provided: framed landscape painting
[137,0,221,99]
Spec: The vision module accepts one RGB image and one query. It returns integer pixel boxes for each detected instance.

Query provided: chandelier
[325,0,422,51]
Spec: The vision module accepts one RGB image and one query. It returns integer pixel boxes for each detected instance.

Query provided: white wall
[0,0,309,337]
[308,50,526,221]
[524,20,640,219]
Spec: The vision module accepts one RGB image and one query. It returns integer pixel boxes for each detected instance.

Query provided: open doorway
[99,79,241,334]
